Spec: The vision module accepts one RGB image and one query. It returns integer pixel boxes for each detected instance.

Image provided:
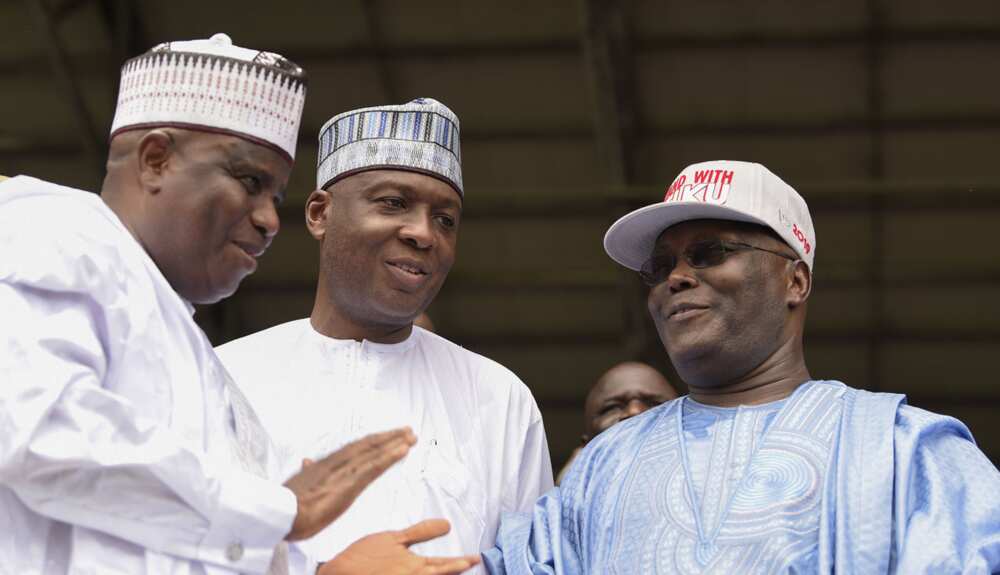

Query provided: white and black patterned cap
[316,98,463,197]
[110,33,307,161]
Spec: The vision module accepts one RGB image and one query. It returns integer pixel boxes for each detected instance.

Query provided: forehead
[337,169,462,208]
[188,131,291,172]
[589,367,671,405]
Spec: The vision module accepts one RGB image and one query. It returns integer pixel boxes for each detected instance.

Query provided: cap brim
[603,201,769,270]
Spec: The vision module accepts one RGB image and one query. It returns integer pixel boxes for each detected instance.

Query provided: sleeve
[287,543,321,575]
[891,406,1000,574]
[0,275,295,573]
[482,487,583,575]
[508,403,555,514]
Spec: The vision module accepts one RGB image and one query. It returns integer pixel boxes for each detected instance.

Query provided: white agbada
[0,177,310,574]
[216,318,554,570]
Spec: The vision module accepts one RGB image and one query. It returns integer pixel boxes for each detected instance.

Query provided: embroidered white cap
[603,160,816,271]
[316,98,463,197]
[110,33,307,162]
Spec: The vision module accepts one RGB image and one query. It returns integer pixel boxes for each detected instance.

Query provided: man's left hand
[319,519,480,575]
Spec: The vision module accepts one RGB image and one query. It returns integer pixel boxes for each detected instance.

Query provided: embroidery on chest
[606,385,845,574]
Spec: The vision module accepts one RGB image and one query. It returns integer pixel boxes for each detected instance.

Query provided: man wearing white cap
[0,37,478,575]
[484,160,1000,573]
[217,98,554,571]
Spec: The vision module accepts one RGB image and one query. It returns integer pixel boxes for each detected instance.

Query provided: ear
[786,260,812,309]
[136,130,174,194]
[305,188,331,241]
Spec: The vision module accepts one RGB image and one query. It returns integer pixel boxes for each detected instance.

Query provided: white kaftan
[0,177,309,574]
[216,319,554,570]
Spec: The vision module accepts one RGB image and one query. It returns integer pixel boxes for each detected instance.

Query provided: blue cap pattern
[317,98,463,196]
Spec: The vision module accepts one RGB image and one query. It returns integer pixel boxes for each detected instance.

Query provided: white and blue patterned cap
[316,98,463,197]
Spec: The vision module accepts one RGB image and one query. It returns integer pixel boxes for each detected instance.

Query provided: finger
[425,555,481,567]
[316,438,411,520]
[342,437,412,486]
[354,427,416,450]
[319,427,415,466]
[397,519,451,545]
[420,556,481,575]
[302,458,315,469]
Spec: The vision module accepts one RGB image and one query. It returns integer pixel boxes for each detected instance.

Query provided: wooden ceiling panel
[389,56,592,133]
[883,43,1000,118]
[884,342,1000,399]
[373,0,580,45]
[637,47,867,128]
[433,288,623,339]
[885,285,1000,333]
[635,0,867,38]
[138,1,369,49]
[885,0,1000,30]
[883,209,1000,279]
[884,130,1000,179]
[461,139,602,190]
[634,133,873,185]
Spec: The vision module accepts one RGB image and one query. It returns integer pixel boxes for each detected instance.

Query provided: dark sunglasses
[639,239,797,287]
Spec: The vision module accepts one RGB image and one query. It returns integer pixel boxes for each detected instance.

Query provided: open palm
[321,519,480,575]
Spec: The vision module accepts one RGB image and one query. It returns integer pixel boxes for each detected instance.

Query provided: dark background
[3,0,999,471]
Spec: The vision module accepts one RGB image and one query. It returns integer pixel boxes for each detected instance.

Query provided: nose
[251,197,280,240]
[399,213,434,250]
[623,399,647,419]
[666,257,698,293]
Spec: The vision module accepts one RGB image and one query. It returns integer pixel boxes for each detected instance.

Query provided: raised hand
[283,427,416,541]
[320,519,480,575]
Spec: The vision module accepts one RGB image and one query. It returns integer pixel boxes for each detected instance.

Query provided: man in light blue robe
[484,160,1000,574]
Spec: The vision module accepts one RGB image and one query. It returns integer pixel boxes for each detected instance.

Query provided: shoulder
[570,398,678,479]
[0,177,136,295]
[416,328,534,397]
[587,398,678,455]
[560,399,678,510]
[216,318,312,361]
[894,403,977,453]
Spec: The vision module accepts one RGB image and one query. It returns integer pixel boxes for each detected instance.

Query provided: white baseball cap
[603,160,816,271]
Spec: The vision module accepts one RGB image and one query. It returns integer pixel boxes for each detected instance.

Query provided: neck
[309,300,413,345]
[682,337,811,407]
[100,180,146,250]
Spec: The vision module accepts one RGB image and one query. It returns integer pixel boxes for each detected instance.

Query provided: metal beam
[6,26,1000,76]
[357,0,399,102]
[866,0,887,391]
[12,111,1000,157]
[580,0,648,361]
[24,0,104,181]
[49,0,89,23]
[96,0,145,65]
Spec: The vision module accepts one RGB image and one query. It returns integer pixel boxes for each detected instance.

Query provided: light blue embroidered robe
[484,380,1000,574]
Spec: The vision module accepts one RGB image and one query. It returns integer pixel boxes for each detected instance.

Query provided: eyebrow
[364,178,462,212]
[227,152,285,202]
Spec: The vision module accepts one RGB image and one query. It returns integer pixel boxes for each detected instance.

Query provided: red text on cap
[664,169,734,205]
[792,223,812,254]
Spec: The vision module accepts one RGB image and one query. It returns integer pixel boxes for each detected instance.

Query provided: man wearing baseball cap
[216,98,553,573]
[0,36,476,574]
[485,160,1000,573]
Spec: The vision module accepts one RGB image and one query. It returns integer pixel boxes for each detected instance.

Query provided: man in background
[218,99,553,572]
[582,361,679,444]
[557,361,678,483]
